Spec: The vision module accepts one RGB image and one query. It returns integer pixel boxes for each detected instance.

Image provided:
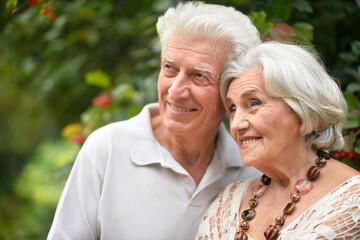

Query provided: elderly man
[47,2,261,240]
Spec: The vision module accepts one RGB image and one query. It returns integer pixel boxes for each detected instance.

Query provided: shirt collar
[128,103,243,169]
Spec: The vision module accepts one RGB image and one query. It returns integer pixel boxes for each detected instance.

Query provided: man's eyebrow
[163,56,175,63]
[192,66,214,77]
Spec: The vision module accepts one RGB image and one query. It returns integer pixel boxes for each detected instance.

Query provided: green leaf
[355,146,360,154]
[339,52,357,62]
[351,40,360,55]
[13,0,29,13]
[344,117,360,129]
[292,22,314,44]
[292,0,313,13]
[346,82,360,93]
[249,11,274,34]
[341,158,355,168]
[271,0,292,21]
[85,70,111,89]
[344,91,358,109]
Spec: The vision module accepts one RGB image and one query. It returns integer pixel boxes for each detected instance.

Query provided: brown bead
[264,225,279,240]
[283,202,295,215]
[316,157,327,167]
[317,149,331,160]
[248,199,258,208]
[241,209,256,221]
[290,192,300,202]
[307,166,321,181]
[275,216,285,226]
[261,174,272,185]
[240,221,249,230]
[234,231,248,240]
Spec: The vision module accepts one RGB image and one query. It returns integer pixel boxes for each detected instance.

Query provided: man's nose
[168,72,191,99]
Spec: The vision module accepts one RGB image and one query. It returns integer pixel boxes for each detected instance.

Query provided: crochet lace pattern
[196,175,360,240]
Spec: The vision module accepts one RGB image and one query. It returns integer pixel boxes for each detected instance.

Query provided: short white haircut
[220,41,348,151]
[156,1,261,63]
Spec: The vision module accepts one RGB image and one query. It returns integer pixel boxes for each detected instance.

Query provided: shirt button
[183,177,191,184]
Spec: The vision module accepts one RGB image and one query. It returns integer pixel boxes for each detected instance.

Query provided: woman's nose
[230,110,250,134]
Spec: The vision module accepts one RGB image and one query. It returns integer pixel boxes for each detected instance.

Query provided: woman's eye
[229,104,236,113]
[249,99,261,107]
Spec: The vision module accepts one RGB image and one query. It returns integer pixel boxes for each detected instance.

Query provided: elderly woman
[196,42,360,240]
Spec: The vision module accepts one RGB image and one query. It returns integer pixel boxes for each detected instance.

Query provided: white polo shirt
[47,103,260,240]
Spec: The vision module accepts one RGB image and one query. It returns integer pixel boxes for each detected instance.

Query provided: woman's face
[225,68,302,168]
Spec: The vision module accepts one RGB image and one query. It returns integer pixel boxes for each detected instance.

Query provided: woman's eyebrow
[240,89,259,99]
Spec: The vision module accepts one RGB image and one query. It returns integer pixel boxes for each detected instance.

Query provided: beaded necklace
[234,150,331,240]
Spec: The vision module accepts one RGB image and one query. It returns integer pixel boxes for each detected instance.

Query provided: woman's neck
[258,147,318,188]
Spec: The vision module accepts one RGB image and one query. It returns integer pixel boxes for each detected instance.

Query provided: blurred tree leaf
[292,22,313,46]
[85,70,112,89]
[270,23,296,42]
[13,0,29,13]
[344,90,358,110]
[292,0,313,13]
[271,0,291,20]
[248,11,274,34]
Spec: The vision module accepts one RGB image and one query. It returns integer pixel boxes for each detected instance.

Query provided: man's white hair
[220,41,347,151]
[156,1,261,64]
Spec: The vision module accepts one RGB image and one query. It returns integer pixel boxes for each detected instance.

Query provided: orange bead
[264,225,278,240]
[307,166,320,181]
[234,231,248,240]
[290,192,300,202]
[283,202,295,215]
[241,209,256,221]
[248,199,257,208]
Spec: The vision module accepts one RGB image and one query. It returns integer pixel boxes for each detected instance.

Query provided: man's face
[157,32,228,136]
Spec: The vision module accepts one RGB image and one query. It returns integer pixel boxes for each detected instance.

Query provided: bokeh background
[1,0,359,239]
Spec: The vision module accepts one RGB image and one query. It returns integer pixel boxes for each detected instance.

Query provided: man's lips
[168,103,197,112]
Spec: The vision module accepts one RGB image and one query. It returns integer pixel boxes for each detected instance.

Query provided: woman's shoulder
[325,158,360,187]
[221,179,254,197]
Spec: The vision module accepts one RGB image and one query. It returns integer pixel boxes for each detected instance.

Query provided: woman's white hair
[220,41,348,151]
[156,1,261,63]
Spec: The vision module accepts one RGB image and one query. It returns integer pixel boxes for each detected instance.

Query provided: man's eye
[196,72,204,78]
[164,64,172,69]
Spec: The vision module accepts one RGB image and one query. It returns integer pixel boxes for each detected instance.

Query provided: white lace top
[196,175,360,240]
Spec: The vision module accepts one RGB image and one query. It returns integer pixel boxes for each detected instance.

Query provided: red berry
[334,153,340,159]
[41,4,55,21]
[71,136,86,145]
[27,0,39,6]
[92,95,113,108]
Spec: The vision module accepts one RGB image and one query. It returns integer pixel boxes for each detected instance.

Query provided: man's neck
[150,113,219,186]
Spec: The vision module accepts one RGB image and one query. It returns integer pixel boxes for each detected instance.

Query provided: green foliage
[0,0,359,239]
[249,11,274,34]
[85,70,112,89]
[271,0,292,20]
[292,0,313,13]
[1,139,79,240]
